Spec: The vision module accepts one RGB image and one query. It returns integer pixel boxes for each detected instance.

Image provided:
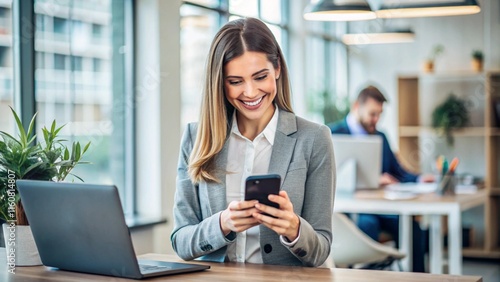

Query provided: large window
[34,0,133,214]
[303,20,345,125]
[180,0,288,125]
[0,0,134,215]
[0,1,13,135]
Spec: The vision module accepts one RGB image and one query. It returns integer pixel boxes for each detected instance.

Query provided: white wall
[347,0,499,152]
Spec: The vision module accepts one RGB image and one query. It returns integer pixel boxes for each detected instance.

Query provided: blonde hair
[189,17,293,183]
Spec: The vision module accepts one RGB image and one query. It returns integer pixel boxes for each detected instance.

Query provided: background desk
[0,253,482,281]
[334,189,486,275]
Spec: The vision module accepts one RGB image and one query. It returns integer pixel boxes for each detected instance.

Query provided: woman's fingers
[228,200,258,211]
[220,200,261,234]
[251,191,300,240]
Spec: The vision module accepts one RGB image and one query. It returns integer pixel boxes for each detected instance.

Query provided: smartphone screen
[245,174,281,209]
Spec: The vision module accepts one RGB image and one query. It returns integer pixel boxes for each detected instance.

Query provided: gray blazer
[171,109,335,267]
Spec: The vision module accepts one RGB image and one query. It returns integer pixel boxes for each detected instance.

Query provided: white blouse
[225,107,278,263]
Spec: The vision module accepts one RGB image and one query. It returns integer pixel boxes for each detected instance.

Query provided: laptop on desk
[16,180,209,279]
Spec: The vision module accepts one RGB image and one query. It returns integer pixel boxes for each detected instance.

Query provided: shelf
[463,248,500,259]
[399,126,487,137]
[397,73,418,80]
[487,128,500,136]
[398,73,500,260]
[398,70,500,80]
[419,71,486,81]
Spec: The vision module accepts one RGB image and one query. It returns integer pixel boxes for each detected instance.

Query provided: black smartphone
[245,174,281,210]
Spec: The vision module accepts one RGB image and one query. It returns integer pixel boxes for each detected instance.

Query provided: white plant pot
[2,223,42,266]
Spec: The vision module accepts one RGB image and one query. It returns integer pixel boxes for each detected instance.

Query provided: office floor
[462,258,500,282]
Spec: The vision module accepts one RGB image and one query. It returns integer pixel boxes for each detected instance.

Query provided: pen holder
[437,173,457,196]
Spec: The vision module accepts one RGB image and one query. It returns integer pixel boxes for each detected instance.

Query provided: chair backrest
[330,213,406,267]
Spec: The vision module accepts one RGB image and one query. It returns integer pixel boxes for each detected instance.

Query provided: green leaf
[0,131,21,147]
[42,128,49,144]
[22,162,44,178]
[27,135,37,146]
[64,147,70,160]
[10,107,27,146]
[68,173,84,182]
[83,142,91,155]
[51,120,56,133]
[26,112,38,143]
[75,142,81,161]
[54,124,65,136]
[71,142,76,160]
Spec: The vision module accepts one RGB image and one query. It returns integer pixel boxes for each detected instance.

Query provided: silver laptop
[17,180,209,279]
[331,134,382,194]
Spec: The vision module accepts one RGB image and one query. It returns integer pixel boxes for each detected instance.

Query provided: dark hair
[356,85,388,105]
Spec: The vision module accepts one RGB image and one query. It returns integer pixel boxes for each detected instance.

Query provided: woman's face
[224,51,280,125]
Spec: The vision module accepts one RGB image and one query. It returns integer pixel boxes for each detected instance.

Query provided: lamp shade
[342,29,415,45]
[377,0,481,19]
[304,0,376,21]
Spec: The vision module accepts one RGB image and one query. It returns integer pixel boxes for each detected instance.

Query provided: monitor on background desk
[331,134,382,194]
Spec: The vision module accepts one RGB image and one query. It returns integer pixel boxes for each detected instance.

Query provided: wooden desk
[334,189,487,275]
[0,253,482,281]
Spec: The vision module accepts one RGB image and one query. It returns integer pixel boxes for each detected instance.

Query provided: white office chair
[329,212,406,270]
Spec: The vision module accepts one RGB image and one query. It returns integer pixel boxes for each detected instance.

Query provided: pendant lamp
[376,0,481,18]
[304,0,376,21]
[342,29,415,45]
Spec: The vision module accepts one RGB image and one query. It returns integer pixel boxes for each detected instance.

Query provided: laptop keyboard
[139,264,172,273]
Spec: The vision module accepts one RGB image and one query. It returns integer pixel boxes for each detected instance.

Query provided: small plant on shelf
[432,93,470,146]
[471,50,484,72]
[423,44,444,73]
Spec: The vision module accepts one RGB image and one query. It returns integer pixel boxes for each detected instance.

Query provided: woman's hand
[220,200,261,236]
[252,191,300,242]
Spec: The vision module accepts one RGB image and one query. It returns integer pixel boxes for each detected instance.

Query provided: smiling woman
[171,17,336,267]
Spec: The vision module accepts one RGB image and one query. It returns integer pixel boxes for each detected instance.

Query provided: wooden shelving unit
[398,71,500,259]
[462,247,500,259]
[399,126,489,137]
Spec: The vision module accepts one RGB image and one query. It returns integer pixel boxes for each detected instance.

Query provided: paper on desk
[385,183,438,194]
[383,190,418,200]
[455,184,478,194]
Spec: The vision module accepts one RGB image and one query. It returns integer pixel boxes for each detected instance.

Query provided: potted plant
[432,94,470,146]
[307,89,350,125]
[423,44,444,73]
[0,107,90,265]
[471,50,483,72]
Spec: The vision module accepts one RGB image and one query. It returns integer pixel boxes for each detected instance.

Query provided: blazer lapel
[268,110,297,185]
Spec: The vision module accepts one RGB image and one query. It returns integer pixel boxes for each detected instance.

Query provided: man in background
[329,85,433,272]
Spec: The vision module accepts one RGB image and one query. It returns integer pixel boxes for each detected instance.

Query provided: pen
[442,158,448,176]
[436,155,444,173]
[449,157,459,173]
[438,157,459,195]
